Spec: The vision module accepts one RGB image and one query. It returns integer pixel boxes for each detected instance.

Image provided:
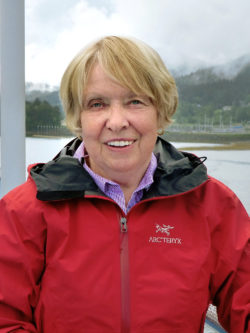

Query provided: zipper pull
[120,217,128,233]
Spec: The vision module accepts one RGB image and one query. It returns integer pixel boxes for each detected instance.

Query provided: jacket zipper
[120,216,130,333]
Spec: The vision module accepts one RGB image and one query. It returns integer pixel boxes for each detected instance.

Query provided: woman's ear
[157,128,164,135]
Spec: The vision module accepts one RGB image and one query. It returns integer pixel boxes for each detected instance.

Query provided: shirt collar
[73,141,157,193]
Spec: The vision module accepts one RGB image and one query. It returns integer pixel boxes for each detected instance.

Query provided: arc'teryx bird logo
[155,224,174,236]
[148,223,182,245]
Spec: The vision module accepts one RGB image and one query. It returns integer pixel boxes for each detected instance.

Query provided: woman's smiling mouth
[107,140,134,147]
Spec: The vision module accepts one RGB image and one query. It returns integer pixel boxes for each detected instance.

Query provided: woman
[0,36,249,333]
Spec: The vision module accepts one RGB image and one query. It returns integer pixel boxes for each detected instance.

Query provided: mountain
[26,82,58,93]
[212,54,250,80]
[176,61,250,108]
[173,54,250,85]
[25,82,61,108]
[25,54,250,119]
[173,58,250,126]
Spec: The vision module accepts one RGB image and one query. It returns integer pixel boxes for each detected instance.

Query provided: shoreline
[27,135,250,150]
[163,131,250,145]
[178,142,250,150]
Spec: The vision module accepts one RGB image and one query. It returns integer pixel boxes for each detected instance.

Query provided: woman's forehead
[84,64,134,96]
[83,61,153,103]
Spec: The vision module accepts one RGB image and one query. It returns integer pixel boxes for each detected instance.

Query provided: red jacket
[0,137,249,333]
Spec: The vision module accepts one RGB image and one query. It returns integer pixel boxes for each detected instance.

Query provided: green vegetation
[26,98,63,134]
[174,64,250,126]
[25,62,250,140]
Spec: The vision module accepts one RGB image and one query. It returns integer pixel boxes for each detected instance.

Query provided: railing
[168,123,247,133]
[26,125,72,137]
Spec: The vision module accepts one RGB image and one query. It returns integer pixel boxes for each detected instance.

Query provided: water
[176,145,250,214]
[26,137,250,214]
[25,137,73,166]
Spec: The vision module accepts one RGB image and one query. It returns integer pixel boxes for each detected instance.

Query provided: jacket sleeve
[209,182,250,333]
[0,186,46,332]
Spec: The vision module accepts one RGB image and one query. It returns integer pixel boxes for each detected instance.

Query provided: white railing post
[0,0,26,196]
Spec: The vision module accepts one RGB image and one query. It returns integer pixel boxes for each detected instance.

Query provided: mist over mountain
[25,84,61,108]
[212,54,250,80]
[176,60,250,107]
[26,82,59,93]
[174,57,250,126]
[25,53,250,119]
[172,54,250,84]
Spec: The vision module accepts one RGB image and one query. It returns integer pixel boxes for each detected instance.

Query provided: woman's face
[80,63,159,183]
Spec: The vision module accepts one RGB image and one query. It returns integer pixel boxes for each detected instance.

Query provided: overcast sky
[25,0,250,86]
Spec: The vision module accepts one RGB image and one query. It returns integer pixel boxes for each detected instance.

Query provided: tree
[26,98,63,131]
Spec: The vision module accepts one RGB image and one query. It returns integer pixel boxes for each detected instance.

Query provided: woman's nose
[106,104,129,131]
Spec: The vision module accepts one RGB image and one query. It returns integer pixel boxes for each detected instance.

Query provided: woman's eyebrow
[126,92,137,98]
[83,92,145,103]
[84,93,105,99]
[83,94,106,103]
[126,93,149,99]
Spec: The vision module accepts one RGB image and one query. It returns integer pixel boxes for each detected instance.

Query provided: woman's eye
[90,102,104,108]
[130,99,142,105]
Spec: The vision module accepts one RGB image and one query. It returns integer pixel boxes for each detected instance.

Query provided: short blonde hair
[60,36,178,137]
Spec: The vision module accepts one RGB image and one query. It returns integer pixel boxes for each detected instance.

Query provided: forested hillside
[26,99,62,132]
[174,64,250,125]
[25,59,250,129]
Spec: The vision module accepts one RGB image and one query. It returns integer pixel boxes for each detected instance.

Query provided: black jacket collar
[30,136,208,201]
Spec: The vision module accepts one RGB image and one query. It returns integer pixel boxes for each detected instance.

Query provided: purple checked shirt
[74,142,157,214]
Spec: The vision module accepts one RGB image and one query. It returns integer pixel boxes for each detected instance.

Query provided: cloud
[25,0,131,84]
[25,0,250,85]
